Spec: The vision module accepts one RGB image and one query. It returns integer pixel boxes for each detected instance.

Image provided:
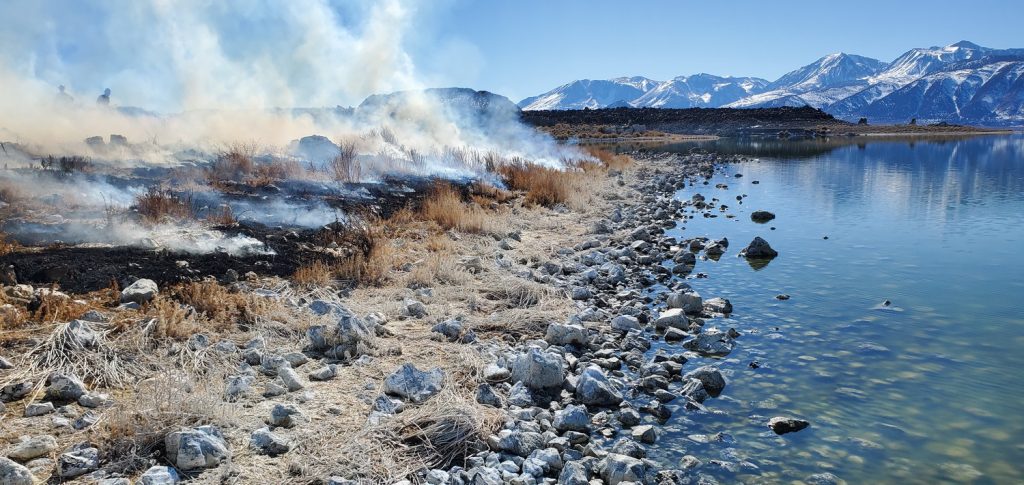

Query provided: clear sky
[419,0,1024,102]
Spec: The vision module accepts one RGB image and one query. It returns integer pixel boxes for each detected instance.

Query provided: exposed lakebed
[642,135,1024,483]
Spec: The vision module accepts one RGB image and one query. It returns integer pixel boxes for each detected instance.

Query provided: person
[57,85,74,104]
[97,88,111,106]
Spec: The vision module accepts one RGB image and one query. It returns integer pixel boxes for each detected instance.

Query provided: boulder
[475,383,503,408]
[545,323,586,346]
[305,301,372,360]
[0,457,33,485]
[654,308,688,330]
[495,430,545,457]
[768,416,810,435]
[667,291,703,314]
[575,365,623,407]
[250,428,291,456]
[682,328,735,356]
[610,315,641,332]
[631,425,657,444]
[383,363,445,403]
[56,444,99,478]
[121,278,158,304]
[751,210,776,223]
[683,365,727,395]
[164,426,231,471]
[7,435,57,461]
[602,453,647,484]
[138,465,181,485]
[511,349,565,391]
[269,404,305,428]
[553,404,590,432]
[703,297,733,314]
[741,236,778,258]
[278,367,305,392]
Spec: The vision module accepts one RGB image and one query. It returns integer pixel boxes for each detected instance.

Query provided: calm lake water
[640,135,1024,484]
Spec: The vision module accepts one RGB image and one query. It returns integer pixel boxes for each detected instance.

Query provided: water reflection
[642,135,1024,484]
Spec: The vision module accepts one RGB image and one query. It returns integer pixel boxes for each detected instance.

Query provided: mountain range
[519,41,1024,125]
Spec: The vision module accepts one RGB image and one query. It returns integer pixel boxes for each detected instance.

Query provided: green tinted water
[645,135,1024,484]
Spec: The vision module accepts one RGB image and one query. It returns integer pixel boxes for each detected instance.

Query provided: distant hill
[520,41,1024,126]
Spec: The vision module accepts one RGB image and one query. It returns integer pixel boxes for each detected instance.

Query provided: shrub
[134,187,198,223]
[495,160,573,207]
[330,140,361,182]
[293,260,335,288]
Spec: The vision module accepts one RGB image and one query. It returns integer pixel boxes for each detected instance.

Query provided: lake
[640,135,1024,484]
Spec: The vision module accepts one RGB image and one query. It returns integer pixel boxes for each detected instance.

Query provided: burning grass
[133,187,198,223]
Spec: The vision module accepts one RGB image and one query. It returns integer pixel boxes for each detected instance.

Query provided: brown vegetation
[134,187,198,223]
[419,182,489,233]
[495,160,575,207]
[292,260,335,288]
[330,140,362,182]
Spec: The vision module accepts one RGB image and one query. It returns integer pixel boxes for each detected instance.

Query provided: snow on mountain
[861,57,1024,123]
[726,53,887,108]
[518,77,658,111]
[520,41,1024,124]
[631,74,769,108]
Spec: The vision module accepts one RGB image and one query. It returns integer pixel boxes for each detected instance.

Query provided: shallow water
[643,135,1024,484]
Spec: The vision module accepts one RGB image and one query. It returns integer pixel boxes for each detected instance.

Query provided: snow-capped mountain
[521,41,1024,125]
[518,77,659,111]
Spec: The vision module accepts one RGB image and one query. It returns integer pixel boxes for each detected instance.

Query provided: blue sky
[423,0,1024,101]
[2,0,1022,110]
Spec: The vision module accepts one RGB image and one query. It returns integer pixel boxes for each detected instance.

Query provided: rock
[654,308,688,330]
[750,210,775,223]
[0,356,12,369]
[278,367,305,392]
[164,426,231,471]
[682,328,735,356]
[45,373,87,401]
[8,435,57,461]
[667,291,703,314]
[383,363,445,403]
[506,381,534,407]
[805,472,842,485]
[559,460,589,485]
[602,453,646,484]
[308,365,337,381]
[475,383,503,408]
[269,404,304,428]
[77,392,110,408]
[63,320,100,348]
[431,319,463,342]
[496,431,546,457]
[680,378,709,403]
[768,416,810,435]
[511,349,565,391]
[631,425,657,444]
[618,408,641,427]
[224,375,255,400]
[545,323,586,346]
[611,315,641,332]
[483,363,510,382]
[575,365,623,407]
[553,404,590,432]
[121,278,158,304]
[611,438,646,458]
[282,352,309,368]
[250,427,291,456]
[664,327,686,342]
[2,382,33,402]
[305,302,373,360]
[138,465,181,484]
[403,299,427,318]
[683,366,727,396]
[741,236,778,258]
[0,457,34,485]
[56,444,99,478]
[24,402,55,417]
[703,297,733,314]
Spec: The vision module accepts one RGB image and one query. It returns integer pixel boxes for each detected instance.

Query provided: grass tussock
[293,260,336,288]
[420,183,489,233]
[0,232,19,256]
[330,140,362,182]
[583,146,633,171]
[0,303,28,331]
[169,281,247,330]
[205,205,237,226]
[208,142,303,187]
[496,160,576,208]
[148,298,200,340]
[31,288,90,323]
[134,187,198,223]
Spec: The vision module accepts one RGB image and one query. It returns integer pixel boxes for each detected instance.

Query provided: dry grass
[496,160,576,207]
[148,298,200,340]
[420,182,489,233]
[330,140,361,182]
[0,232,19,256]
[205,204,237,226]
[0,303,28,331]
[292,260,335,288]
[584,146,633,171]
[31,288,90,323]
[134,187,198,223]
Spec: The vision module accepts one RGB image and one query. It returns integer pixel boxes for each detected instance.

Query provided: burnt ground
[0,174,462,293]
[520,106,847,135]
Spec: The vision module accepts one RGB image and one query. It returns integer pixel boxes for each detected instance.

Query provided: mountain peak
[948,40,983,50]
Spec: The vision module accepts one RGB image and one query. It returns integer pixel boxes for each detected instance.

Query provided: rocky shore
[0,149,800,485]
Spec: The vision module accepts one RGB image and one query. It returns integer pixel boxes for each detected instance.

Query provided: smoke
[0,0,587,254]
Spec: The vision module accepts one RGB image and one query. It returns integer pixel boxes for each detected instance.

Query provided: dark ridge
[520,106,844,135]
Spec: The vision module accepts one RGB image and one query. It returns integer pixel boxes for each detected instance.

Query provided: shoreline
[0,149,771,484]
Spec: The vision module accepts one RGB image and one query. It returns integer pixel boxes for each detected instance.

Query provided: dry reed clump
[205,204,237,226]
[318,216,395,286]
[404,253,470,289]
[9,319,145,389]
[97,370,238,475]
[134,187,198,223]
[420,183,489,233]
[495,160,577,208]
[330,140,362,182]
[0,303,28,331]
[292,260,335,288]
[167,280,272,331]
[583,146,633,171]
[0,232,19,256]
[40,155,93,174]
[31,288,90,323]
[147,298,200,340]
